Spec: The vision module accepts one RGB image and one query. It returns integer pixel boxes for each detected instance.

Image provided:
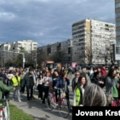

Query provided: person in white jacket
[42,72,52,104]
[37,72,44,100]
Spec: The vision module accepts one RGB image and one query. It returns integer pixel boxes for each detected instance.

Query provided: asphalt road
[10,92,72,120]
[10,73,74,120]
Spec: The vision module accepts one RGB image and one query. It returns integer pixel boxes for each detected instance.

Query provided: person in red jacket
[101,65,107,78]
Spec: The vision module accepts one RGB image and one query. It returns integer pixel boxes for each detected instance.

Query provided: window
[105,28,109,31]
[68,47,71,54]
[105,24,109,27]
[72,21,85,27]
[72,30,84,35]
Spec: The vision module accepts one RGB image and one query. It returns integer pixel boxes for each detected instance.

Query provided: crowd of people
[0,64,120,107]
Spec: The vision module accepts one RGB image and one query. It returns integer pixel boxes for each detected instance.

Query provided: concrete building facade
[115,0,120,44]
[115,0,120,61]
[0,43,11,51]
[72,19,116,65]
[0,40,38,67]
[0,43,14,66]
[11,40,38,53]
[39,39,72,63]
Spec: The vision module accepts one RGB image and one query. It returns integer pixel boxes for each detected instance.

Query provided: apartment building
[39,39,72,63]
[72,19,116,64]
[115,0,120,44]
[11,40,38,53]
[0,43,14,66]
[0,43,11,51]
[0,40,38,67]
[115,0,120,61]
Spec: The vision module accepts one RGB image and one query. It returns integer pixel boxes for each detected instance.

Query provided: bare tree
[37,48,52,68]
[51,50,66,63]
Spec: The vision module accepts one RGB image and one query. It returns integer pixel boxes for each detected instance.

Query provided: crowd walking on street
[0,64,120,119]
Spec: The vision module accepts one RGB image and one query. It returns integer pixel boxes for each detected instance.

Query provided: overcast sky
[0,0,115,46]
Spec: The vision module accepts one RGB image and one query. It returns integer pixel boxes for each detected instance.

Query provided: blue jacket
[55,77,65,89]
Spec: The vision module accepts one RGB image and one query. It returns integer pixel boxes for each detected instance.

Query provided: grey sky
[0,0,115,46]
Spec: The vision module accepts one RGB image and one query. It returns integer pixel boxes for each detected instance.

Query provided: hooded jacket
[0,80,13,99]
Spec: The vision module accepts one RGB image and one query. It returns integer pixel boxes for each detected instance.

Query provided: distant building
[0,40,38,67]
[0,43,14,66]
[115,0,120,44]
[72,19,116,64]
[0,43,11,51]
[38,19,115,65]
[11,40,38,53]
[38,39,72,63]
[115,0,120,61]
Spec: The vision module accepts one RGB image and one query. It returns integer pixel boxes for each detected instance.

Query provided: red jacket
[101,68,107,77]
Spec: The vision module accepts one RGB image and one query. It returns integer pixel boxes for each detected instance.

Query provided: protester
[83,83,107,106]
[12,71,22,102]
[0,77,13,99]
[23,68,35,100]
[37,71,44,100]
[42,72,52,104]
[72,71,80,92]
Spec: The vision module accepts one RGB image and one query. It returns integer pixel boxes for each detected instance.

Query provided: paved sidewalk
[10,94,72,120]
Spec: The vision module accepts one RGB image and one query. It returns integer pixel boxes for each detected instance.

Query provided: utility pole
[22,53,25,68]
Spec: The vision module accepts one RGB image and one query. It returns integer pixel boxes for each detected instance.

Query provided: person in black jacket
[72,71,80,92]
[24,68,35,100]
